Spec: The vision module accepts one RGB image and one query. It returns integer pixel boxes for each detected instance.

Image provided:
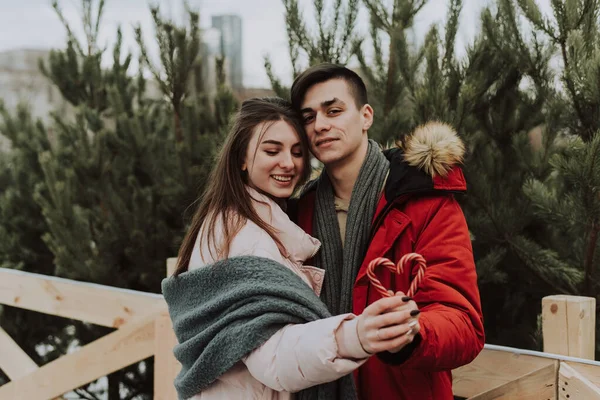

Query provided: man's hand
[356,291,421,354]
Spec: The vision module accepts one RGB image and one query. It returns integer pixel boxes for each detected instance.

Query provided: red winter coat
[294,129,485,400]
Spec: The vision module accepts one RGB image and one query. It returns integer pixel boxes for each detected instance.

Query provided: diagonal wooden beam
[0,326,38,380]
[559,362,600,399]
[453,347,556,397]
[0,267,164,328]
[467,362,558,400]
[0,312,158,400]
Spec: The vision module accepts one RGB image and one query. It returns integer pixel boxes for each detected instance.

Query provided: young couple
[162,64,485,400]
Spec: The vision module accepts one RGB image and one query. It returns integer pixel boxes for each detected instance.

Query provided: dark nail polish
[410,310,421,317]
[401,296,412,302]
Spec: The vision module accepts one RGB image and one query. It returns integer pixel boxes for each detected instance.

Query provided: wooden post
[542,295,596,360]
[154,258,180,400]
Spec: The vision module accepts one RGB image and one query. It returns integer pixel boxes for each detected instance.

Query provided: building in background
[200,26,228,96]
[0,49,75,150]
[211,15,243,90]
[0,48,71,124]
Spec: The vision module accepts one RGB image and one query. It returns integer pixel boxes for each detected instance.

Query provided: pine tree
[0,0,237,397]
[275,0,588,350]
[515,0,600,315]
[264,0,362,99]
[0,103,59,387]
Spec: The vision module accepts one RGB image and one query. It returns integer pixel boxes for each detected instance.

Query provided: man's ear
[361,104,374,131]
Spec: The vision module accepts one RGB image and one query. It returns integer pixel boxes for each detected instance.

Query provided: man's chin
[315,154,342,167]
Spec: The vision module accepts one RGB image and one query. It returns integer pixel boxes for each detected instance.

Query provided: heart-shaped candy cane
[366,253,427,298]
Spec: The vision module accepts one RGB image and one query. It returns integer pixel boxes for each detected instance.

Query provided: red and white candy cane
[366,253,427,298]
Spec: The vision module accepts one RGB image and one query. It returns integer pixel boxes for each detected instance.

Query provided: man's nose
[314,113,331,132]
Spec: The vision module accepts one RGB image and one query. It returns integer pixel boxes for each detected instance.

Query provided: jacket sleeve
[243,315,369,392]
[380,194,484,370]
[229,229,370,392]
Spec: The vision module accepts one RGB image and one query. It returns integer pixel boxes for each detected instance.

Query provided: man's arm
[378,194,485,370]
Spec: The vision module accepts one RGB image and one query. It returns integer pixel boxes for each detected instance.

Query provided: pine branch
[508,235,581,294]
[516,0,558,40]
[362,0,391,31]
[314,0,328,58]
[335,0,360,63]
[263,56,289,99]
[51,0,84,54]
[442,0,462,73]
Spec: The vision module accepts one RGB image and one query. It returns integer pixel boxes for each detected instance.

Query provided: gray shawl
[161,255,356,400]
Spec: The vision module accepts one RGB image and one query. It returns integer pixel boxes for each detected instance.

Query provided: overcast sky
[0,0,553,87]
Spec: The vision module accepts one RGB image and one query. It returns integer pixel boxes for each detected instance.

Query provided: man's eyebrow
[300,97,345,113]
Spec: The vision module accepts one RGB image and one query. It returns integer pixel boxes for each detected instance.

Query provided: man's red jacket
[293,144,485,400]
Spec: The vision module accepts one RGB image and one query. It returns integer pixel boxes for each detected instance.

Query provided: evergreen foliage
[0,0,237,396]
[272,0,599,352]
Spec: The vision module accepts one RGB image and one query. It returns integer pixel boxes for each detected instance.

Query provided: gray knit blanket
[161,256,356,400]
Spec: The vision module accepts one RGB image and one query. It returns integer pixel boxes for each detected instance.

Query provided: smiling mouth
[316,138,338,147]
[272,175,294,182]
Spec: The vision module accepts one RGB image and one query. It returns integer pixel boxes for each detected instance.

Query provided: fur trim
[401,122,465,177]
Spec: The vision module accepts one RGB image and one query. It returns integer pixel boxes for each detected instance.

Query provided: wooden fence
[0,260,599,399]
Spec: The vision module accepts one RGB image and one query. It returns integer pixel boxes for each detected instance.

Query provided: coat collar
[247,186,321,263]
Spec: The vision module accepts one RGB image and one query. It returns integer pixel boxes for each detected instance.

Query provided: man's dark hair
[290,63,368,110]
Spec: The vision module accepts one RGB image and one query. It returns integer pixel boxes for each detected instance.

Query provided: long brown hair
[173,97,311,276]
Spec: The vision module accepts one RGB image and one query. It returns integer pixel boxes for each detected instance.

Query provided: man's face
[300,79,372,167]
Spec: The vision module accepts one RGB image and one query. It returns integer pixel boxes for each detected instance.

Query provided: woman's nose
[278,152,295,169]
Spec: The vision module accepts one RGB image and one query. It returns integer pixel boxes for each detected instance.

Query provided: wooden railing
[1,260,599,399]
[0,260,178,400]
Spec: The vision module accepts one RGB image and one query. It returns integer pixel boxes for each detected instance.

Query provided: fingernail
[410,310,421,317]
[401,296,412,302]
[408,320,418,328]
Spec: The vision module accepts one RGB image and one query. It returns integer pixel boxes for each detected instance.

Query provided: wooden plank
[0,326,38,380]
[565,361,600,389]
[453,347,556,398]
[0,267,164,327]
[467,362,558,399]
[559,362,600,399]
[0,312,159,400]
[154,310,180,400]
[542,295,596,359]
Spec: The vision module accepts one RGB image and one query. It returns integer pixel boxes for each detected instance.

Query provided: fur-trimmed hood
[382,121,467,203]
[400,121,465,178]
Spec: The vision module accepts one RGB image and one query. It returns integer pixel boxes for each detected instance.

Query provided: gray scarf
[312,140,389,399]
[314,139,390,315]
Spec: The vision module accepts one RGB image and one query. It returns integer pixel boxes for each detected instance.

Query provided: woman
[163,97,418,400]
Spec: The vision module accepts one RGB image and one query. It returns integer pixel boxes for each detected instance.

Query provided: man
[290,64,485,399]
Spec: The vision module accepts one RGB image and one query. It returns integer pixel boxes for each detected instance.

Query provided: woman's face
[243,119,305,199]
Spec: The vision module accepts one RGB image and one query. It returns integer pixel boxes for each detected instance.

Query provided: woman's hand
[356,291,420,354]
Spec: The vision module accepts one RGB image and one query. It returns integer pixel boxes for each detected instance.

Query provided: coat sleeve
[381,194,485,370]
[229,228,370,392]
[243,315,369,392]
